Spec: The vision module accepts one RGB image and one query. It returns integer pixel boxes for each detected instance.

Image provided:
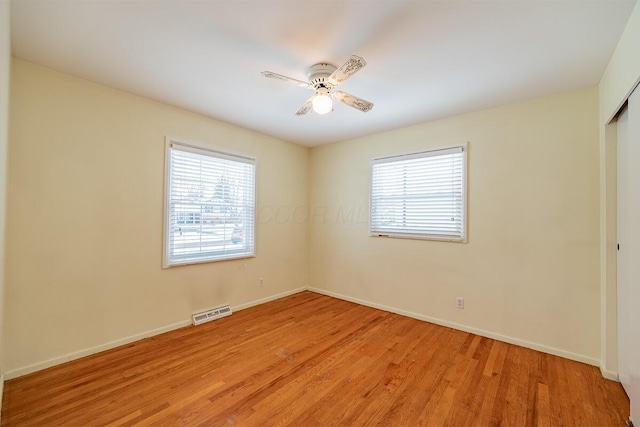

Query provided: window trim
[369,142,468,243]
[163,137,257,268]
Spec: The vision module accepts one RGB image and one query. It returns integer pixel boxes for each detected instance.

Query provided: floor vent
[192,305,232,326]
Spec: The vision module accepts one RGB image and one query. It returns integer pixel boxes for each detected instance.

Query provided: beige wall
[598,2,640,377]
[600,4,640,124]
[5,59,309,376]
[1,0,11,403]
[309,87,601,364]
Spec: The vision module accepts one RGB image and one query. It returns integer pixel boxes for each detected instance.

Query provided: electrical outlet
[259,278,264,287]
[456,297,464,309]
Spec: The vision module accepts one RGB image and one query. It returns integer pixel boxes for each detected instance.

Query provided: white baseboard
[307,287,601,368]
[4,287,308,381]
[234,287,307,312]
[600,365,619,382]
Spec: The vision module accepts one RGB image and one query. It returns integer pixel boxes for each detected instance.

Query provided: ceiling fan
[261,55,374,116]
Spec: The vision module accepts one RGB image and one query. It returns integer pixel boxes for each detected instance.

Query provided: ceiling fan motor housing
[307,63,337,90]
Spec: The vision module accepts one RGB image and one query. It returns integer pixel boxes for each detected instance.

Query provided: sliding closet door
[618,85,639,423]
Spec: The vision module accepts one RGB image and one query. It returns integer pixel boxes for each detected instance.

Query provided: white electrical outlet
[456,297,464,309]
[259,277,264,287]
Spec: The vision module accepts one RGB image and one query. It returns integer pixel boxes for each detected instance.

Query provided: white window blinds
[370,144,467,242]
[164,140,256,267]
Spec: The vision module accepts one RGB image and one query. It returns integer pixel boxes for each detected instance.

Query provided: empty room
[0,0,639,425]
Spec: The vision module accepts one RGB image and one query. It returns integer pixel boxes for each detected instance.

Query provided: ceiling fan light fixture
[262,55,373,115]
[312,93,333,115]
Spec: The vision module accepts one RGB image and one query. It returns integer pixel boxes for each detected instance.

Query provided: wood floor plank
[536,382,551,427]
[2,291,630,426]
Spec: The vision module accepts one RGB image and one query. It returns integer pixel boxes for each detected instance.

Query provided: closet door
[618,85,639,423]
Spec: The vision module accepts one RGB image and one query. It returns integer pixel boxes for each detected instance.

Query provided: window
[164,139,256,267]
[370,144,467,242]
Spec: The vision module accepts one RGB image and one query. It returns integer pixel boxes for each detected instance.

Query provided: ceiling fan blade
[261,71,311,89]
[332,91,374,113]
[295,96,314,116]
[327,55,367,87]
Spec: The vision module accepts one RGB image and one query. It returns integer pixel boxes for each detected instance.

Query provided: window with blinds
[370,144,467,242]
[164,139,256,267]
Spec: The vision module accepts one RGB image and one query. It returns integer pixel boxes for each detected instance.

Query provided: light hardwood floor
[2,291,629,426]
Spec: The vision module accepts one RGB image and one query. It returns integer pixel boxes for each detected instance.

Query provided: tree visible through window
[370,144,467,242]
[164,139,256,267]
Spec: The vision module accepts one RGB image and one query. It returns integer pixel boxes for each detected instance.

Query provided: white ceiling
[10,0,637,147]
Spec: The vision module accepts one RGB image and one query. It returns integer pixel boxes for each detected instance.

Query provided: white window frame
[369,143,468,242]
[163,137,256,268]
